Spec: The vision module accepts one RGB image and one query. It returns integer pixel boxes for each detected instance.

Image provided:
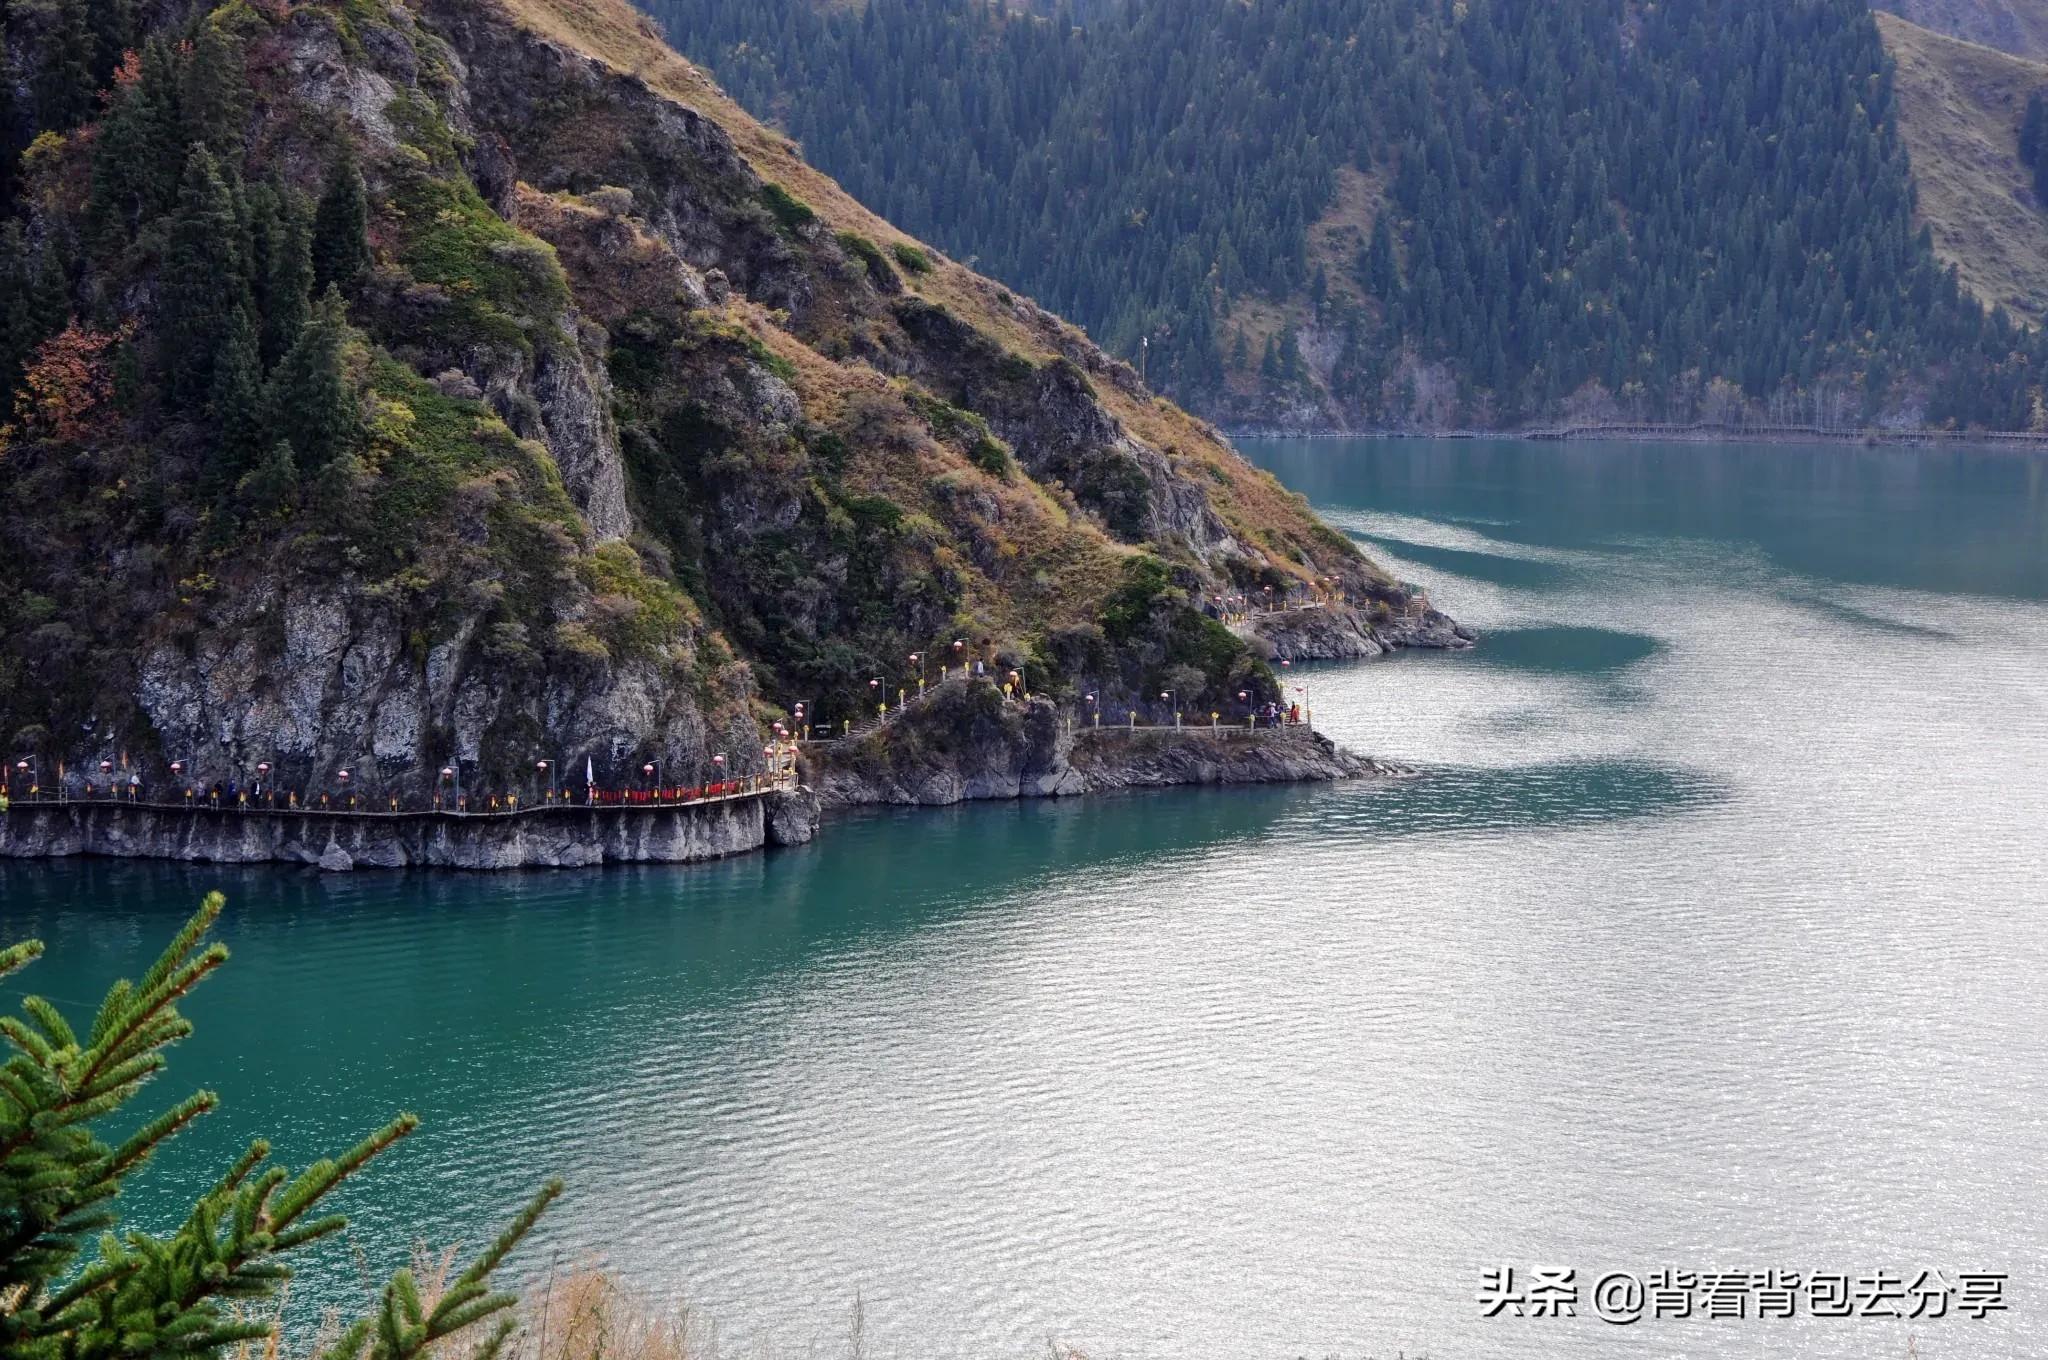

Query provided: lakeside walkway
[0,772,796,820]
[801,673,1314,752]
[7,671,1324,822]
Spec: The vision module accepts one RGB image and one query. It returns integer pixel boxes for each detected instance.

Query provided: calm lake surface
[7,438,2047,1359]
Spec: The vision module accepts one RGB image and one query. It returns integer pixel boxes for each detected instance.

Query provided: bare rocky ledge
[1236,602,1476,662]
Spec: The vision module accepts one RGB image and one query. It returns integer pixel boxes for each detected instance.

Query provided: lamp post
[951,638,966,679]
[537,758,560,803]
[1161,690,1177,728]
[440,763,461,813]
[337,768,355,811]
[1084,692,1099,726]
[712,752,726,792]
[169,757,193,801]
[13,756,36,798]
[642,761,659,802]
[255,761,273,807]
[909,651,926,694]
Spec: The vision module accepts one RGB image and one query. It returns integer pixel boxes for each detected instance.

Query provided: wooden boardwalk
[0,773,795,822]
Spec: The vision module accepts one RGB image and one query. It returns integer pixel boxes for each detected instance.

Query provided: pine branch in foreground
[0,893,558,1360]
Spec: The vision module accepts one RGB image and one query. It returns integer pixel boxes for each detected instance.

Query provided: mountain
[0,0,1449,825]
[1874,0,2048,60]
[651,0,2048,432]
[1877,11,2048,326]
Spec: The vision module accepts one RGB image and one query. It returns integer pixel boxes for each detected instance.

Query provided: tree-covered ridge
[653,0,2047,430]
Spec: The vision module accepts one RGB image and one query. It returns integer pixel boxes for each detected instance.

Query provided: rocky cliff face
[0,0,1458,837]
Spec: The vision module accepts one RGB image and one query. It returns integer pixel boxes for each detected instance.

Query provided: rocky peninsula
[0,0,1466,872]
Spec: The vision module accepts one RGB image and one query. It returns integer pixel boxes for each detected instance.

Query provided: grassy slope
[492,0,1374,593]
[1874,0,2048,61]
[1879,10,2048,325]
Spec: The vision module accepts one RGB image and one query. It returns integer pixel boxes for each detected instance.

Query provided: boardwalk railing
[798,674,1315,751]
[1076,721,1309,740]
[798,674,977,748]
[0,770,797,820]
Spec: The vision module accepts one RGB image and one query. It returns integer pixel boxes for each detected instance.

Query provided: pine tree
[311,146,371,296]
[2021,89,2048,206]
[159,145,252,409]
[28,0,97,132]
[262,191,314,369]
[268,285,360,472]
[182,22,249,157]
[0,224,28,397]
[1278,329,1304,382]
[206,307,266,493]
[86,41,183,244]
[0,894,558,1360]
[83,0,135,87]
[237,438,301,516]
[1364,212,1400,303]
[11,239,75,384]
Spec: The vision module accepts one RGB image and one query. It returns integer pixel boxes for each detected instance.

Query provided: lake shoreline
[0,721,1393,873]
[0,608,1464,873]
[1226,422,2048,452]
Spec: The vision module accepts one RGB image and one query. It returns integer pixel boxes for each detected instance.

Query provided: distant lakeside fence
[1227,421,2048,450]
[799,674,1315,752]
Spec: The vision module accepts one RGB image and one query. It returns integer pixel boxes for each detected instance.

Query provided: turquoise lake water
[5,438,2046,1358]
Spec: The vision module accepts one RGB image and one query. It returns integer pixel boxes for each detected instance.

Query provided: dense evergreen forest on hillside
[651,0,2048,429]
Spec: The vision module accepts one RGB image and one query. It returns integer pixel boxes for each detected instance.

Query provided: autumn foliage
[6,320,126,446]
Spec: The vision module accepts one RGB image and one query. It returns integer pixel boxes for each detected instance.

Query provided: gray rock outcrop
[0,799,769,870]
[1238,603,1476,661]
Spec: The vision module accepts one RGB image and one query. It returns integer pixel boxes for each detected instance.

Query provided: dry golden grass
[1879,10,2048,323]
[1305,166,1386,311]
[1877,0,2048,62]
